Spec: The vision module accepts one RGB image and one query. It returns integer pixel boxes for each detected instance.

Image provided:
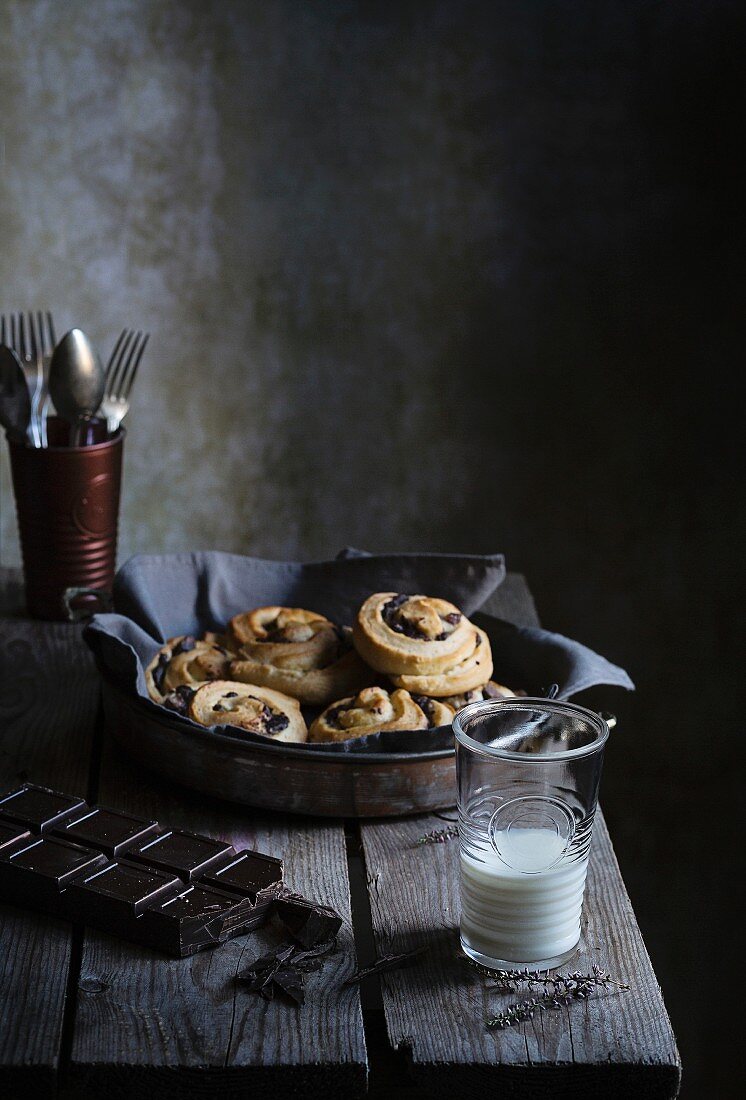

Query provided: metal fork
[0,311,56,447]
[100,329,149,432]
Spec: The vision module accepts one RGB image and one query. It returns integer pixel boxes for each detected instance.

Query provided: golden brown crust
[228,606,329,649]
[146,635,233,705]
[188,680,307,742]
[228,609,375,705]
[309,686,429,743]
[390,625,493,696]
[353,593,481,676]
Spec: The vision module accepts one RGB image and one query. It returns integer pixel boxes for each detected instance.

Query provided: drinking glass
[454,698,610,970]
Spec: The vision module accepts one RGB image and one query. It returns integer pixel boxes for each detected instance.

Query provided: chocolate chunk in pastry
[188,681,308,742]
[409,695,455,728]
[353,593,493,696]
[309,686,428,743]
[442,680,517,711]
[146,635,233,705]
[228,607,374,705]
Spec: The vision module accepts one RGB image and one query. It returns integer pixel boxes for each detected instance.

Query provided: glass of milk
[454,698,610,970]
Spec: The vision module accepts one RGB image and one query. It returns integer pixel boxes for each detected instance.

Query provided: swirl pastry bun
[189,681,307,742]
[442,680,517,711]
[353,593,493,696]
[146,635,232,705]
[228,606,328,649]
[228,606,374,705]
[309,686,428,743]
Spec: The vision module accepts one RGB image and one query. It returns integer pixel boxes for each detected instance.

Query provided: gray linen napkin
[84,549,632,754]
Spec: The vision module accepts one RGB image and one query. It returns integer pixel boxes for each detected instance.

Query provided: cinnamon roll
[146,635,233,705]
[189,681,307,742]
[309,686,428,743]
[353,593,493,696]
[228,606,373,705]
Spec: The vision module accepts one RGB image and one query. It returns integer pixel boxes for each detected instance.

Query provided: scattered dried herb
[343,945,429,986]
[481,965,629,1030]
[237,937,338,1005]
[417,826,459,845]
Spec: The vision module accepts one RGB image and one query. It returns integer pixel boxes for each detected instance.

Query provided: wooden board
[67,733,368,1098]
[359,575,680,1097]
[0,585,99,1098]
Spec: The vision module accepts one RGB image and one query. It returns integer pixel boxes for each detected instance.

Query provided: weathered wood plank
[0,569,99,1098]
[67,732,368,1098]
[360,568,681,1098]
[360,811,681,1097]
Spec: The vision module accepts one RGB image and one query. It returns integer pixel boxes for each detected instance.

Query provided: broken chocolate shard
[0,784,86,832]
[273,891,343,947]
[238,938,337,1005]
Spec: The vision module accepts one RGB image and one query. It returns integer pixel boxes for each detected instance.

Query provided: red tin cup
[7,420,124,620]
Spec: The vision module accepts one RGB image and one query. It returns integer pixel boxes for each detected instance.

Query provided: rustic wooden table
[0,568,681,1099]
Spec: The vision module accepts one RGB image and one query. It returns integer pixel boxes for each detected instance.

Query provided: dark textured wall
[0,2,741,1095]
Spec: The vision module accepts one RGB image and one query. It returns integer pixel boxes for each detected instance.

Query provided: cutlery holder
[7,425,123,620]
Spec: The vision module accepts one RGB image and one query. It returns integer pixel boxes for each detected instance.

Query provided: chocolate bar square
[52,807,159,857]
[128,830,235,881]
[68,860,181,919]
[0,820,31,852]
[201,850,283,901]
[0,784,86,831]
[0,835,108,912]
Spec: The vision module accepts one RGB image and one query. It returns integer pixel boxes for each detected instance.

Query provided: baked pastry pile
[145,593,518,743]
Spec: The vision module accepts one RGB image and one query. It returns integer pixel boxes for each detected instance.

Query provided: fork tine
[11,313,18,354]
[27,312,39,362]
[115,330,142,399]
[0,315,6,345]
[19,313,28,360]
[120,331,149,400]
[46,311,56,350]
[107,329,135,395]
[105,328,130,387]
[36,311,47,357]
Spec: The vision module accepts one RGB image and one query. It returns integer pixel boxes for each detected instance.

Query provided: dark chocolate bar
[128,829,235,881]
[0,784,86,831]
[0,783,338,960]
[0,783,282,957]
[52,807,160,856]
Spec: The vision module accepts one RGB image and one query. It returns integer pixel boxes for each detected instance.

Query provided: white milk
[460,828,588,965]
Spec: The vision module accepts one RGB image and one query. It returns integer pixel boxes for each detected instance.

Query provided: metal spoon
[48,329,105,446]
[0,344,32,443]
